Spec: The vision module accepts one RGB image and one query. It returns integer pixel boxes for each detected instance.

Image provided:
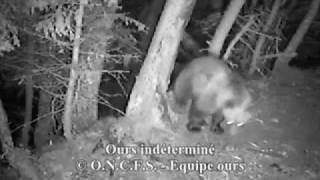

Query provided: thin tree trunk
[71,54,104,132]
[273,0,320,82]
[208,0,246,55]
[249,0,281,74]
[34,90,52,149]
[125,0,196,142]
[21,39,34,147]
[0,99,43,180]
[139,0,166,52]
[68,2,115,134]
[21,74,33,146]
[0,99,14,151]
[63,0,85,139]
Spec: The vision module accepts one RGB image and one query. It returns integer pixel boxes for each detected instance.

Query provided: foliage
[0,0,146,139]
[33,0,145,46]
[0,13,20,56]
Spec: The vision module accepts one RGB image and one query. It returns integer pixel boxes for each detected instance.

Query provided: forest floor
[1,68,320,180]
[173,68,320,180]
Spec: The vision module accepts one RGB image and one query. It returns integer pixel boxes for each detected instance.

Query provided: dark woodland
[0,0,320,179]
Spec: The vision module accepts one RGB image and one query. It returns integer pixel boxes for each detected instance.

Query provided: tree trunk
[125,0,196,142]
[34,90,52,149]
[63,0,114,136]
[208,0,246,56]
[71,54,104,133]
[273,0,320,83]
[21,39,34,147]
[62,0,85,139]
[139,0,166,52]
[0,99,43,180]
[0,99,14,151]
[249,0,281,74]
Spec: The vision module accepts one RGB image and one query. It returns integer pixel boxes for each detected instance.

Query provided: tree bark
[21,35,35,147]
[0,99,14,151]
[21,73,33,147]
[139,0,166,52]
[208,0,246,56]
[62,0,85,139]
[71,54,104,133]
[34,90,52,149]
[273,0,320,83]
[125,0,196,142]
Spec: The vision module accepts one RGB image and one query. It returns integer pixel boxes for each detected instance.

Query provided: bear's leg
[210,110,224,134]
[186,100,207,132]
